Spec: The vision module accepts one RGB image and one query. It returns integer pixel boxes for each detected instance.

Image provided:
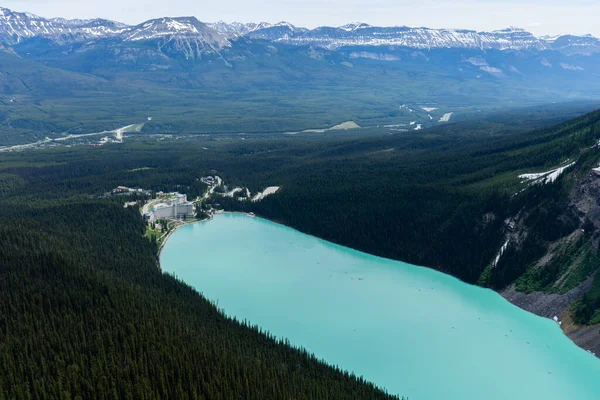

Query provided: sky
[4,0,600,37]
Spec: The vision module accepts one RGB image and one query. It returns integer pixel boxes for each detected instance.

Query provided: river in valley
[160,213,600,399]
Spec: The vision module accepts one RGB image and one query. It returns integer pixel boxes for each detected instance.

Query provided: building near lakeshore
[144,193,194,222]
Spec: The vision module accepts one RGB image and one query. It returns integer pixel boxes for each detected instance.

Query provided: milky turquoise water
[160,213,600,399]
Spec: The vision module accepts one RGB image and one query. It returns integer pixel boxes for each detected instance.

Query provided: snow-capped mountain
[119,17,230,58]
[77,19,130,36]
[547,34,600,55]
[338,22,371,32]
[0,7,129,43]
[206,21,259,37]
[0,7,229,47]
[0,8,230,59]
[208,20,308,39]
[123,17,225,43]
[0,6,598,57]
[247,24,546,51]
[244,22,308,41]
[0,7,67,43]
[207,20,598,55]
[207,21,296,38]
[48,18,95,28]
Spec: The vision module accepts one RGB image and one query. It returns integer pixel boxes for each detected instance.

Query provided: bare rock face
[501,270,600,357]
[499,170,600,356]
[570,171,600,227]
[501,274,595,319]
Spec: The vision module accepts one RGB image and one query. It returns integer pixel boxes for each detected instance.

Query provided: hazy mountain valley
[1,6,600,146]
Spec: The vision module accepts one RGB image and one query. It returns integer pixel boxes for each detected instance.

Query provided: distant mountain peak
[0,7,16,16]
[541,35,561,43]
[254,22,274,30]
[206,21,260,37]
[0,7,131,44]
[120,16,230,57]
[338,22,371,31]
[0,7,67,42]
[494,26,527,33]
[49,17,95,27]
[125,16,206,39]
[80,19,129,28]
[0,7,44,21]
[273,21,295,29]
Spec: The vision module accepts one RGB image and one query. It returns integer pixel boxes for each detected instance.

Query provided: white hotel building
[144,193,195,222]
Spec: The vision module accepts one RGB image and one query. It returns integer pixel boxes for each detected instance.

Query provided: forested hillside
[219,110,600,284]
[0,161,399,398]
[3,106,600,397]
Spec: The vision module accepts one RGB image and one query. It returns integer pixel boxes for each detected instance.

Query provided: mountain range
[1,7,599,55]
[1,5,600,146]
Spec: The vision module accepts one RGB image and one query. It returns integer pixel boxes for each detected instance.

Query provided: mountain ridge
[1,6,599,55]
[1,5,600,145]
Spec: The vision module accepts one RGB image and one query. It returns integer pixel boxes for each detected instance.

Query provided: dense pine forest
[219,109,600,287]
[0,156,401,397]
[2,104,600,397]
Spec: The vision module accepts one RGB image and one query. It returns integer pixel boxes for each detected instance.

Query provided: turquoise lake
[160,213,600,399]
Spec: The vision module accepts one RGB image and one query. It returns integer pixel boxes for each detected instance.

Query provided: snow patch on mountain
[349,52,400,61]
[207,21,259,37]
[466,57,488,66]
[439,112,453,122]
[49,17,94,27]
[519,161,576,185]
[560,63,584,71]
[480,65,503,74]
[541,35,561,43]
[338,22,371,32]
